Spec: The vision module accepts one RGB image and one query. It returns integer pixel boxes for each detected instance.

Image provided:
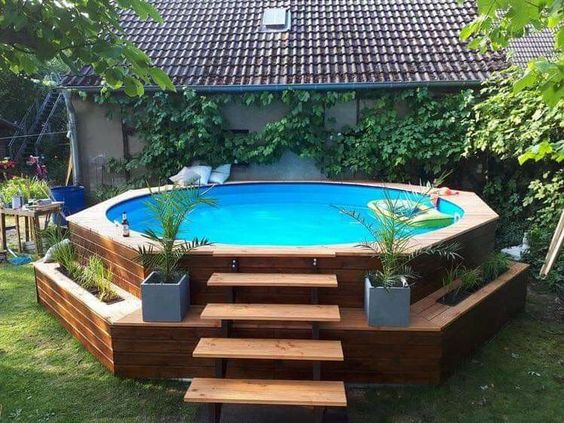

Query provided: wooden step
[184,378,347,407]
[193,338,344,361]
[207,273,338,288]
[201,303,341,322]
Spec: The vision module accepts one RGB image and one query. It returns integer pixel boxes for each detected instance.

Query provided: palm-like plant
[136,185,216,283]
[340,190,460,289]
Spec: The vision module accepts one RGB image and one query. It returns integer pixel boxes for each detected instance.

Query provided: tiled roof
[509,29,555,67]
[62,0,550,89]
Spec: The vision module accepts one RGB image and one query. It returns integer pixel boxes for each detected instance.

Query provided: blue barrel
[51,185,86,225]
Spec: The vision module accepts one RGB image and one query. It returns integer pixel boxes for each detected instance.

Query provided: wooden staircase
[184,272,348,422]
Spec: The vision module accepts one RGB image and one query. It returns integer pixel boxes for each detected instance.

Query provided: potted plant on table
[136,185,215,322]
[341,193,460,327]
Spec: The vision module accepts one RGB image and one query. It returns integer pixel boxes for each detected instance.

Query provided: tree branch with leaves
[461,0,562,106]
[0,0,175,95]
[461,0,563,162]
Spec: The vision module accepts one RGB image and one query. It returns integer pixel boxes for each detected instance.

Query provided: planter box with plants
[48,231,123,305]
[341,187,460,327]
[440,252,511,306]
[136,186,215,322]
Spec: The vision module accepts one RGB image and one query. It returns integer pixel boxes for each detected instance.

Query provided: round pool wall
[106,183,464,246]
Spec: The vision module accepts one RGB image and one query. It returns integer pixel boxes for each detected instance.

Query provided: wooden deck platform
[34,261,528,384]
[65,182,499,305]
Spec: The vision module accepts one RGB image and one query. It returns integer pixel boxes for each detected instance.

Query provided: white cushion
[169,167,199,186]
[188,165,212,185]
[209,164,232,184]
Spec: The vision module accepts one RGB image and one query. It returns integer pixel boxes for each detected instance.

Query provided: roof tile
[63,0,551,89]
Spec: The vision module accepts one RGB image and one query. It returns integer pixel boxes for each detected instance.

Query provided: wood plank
[421,303,451,321]
[184,378,347,407]
[39,295,115,371]
[411,280,460,315]
[212,248,337,258]
[431,262,528,328]
[321,307,440,332]
[114,306,220,328]
[201,303,341,322]
[208,272,338,288]
[193,338,344,361]
[36,286,113,352]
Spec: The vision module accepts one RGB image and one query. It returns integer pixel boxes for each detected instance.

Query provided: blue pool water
[106,183,464,246]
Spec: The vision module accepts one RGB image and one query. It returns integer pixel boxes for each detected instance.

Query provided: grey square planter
[141,271,189,322]
[364,277,410,327]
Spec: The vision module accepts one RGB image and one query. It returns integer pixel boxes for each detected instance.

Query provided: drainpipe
[62,90,81,185]
[65,79,483,94]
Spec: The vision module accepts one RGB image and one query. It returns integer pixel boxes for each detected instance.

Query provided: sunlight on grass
[0,264,198,422]
[0,264,562,422]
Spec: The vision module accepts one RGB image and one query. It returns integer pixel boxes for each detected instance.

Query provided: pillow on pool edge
[186,165,212,185]
[169,167,199,186]
[209,164,231,184]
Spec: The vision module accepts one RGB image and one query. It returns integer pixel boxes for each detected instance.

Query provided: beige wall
[73,95,363,190]
[222,100,289,132]
[72,97,125,192]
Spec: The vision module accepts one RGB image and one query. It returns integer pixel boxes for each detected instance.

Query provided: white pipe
[540,209,564,277]
[62,90,81,185]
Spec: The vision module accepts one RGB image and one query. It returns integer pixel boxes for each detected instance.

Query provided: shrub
[482,252,511,283]
[136,185,215,283]
[459,267,483,293]
[340,189,460,288]
[42,225,68,250]
[466,68,563,292]
[0,176,49,203]
[93,183,131,203]
[51,241,82,281]
[81,256,119,302]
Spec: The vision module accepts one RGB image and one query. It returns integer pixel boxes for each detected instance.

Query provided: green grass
[1,264,562,422]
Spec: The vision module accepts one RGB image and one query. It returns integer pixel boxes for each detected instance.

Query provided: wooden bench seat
[207,272,338,288]
[184,378,347,407]
[193,338,344,361]
[201,303,341,322]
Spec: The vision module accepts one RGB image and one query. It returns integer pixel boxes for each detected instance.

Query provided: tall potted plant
[341,192,459,327]
[137,185,215,322]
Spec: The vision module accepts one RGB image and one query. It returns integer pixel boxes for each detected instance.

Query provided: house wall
[72,95,363,192]
[71,91,441,192]
[72,98,123,191]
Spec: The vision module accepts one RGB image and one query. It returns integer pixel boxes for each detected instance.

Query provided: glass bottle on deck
[121,211,130,237]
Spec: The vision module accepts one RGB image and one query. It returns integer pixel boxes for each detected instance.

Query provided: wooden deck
[207,272,339,288]
[66,182,499,305]
[36,181,525,387]
[34,261,528,384]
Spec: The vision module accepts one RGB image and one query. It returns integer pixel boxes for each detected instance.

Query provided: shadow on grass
[1,265,562,423]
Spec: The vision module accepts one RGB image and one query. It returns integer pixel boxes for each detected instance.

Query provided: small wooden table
[0,202,63,256]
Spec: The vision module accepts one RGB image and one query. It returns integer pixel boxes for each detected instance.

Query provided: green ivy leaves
[324,88,474,180]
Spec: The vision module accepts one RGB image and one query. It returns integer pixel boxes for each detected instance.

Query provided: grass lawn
[0,264,562,422]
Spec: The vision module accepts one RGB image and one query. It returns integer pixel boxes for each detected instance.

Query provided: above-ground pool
[106,183,464,246]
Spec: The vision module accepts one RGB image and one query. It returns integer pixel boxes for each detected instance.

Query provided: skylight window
[261,8,291,32]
